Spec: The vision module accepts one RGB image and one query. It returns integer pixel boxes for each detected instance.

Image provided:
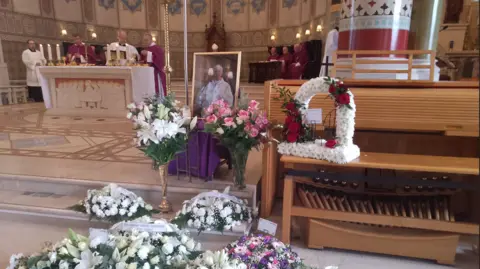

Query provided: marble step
[0,189,183,221]
[0,172,256,206]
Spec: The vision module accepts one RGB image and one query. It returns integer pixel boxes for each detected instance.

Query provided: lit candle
[106,44,111,62]
[56,44,61,61]
[116,44,120,63]
[39,44,44,57]
[47,44,53,61]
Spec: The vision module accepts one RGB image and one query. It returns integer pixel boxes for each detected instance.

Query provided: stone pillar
[408,0,444,80]
[0,38,10,86]
[409,0,444,57]
[338,0,413,54]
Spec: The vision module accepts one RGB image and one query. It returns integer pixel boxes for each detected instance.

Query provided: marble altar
[37,66,155,117]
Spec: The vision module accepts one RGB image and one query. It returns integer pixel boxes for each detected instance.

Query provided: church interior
[0,0,478,269]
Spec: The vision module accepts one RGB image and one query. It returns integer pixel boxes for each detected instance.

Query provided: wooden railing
[332,50,436,81]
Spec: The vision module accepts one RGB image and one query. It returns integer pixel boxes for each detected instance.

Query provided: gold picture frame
[191,51,242,117]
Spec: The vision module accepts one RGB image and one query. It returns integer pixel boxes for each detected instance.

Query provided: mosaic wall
[0,0,329,81]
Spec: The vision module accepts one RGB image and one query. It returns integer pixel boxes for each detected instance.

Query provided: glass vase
[230,148,249,189]
[158,162,171,213]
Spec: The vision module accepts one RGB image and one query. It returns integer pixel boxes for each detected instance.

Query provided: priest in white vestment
[319,27,339,77]
[22,39,46,102]
[195,65,233,116]
[109,30,139,64]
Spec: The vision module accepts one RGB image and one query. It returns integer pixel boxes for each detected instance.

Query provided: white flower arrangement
[127,94,198,168]
[69,183,159,223]
[278,77,360,164]
[7,227,203,269]
[186,250,247,269]
[171,187,256,234]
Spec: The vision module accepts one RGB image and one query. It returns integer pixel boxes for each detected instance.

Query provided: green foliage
[140,133,187,169]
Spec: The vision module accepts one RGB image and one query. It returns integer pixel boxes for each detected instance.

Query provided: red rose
[325,139,337,148]
[288,122,301,133]
[328,84,336,94]
[284,115,295,125]
[336,93,350,105]
[285,102,296,111]
[287,132,299,142]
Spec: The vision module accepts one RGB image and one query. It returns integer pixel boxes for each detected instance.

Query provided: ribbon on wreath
[109,218,178,233]
[187,186,245,205]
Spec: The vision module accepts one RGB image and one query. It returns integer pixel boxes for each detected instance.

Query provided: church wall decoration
[226,0,246,15]
[251,0,266,14]
[41,0,53,16]
[83,0,95,23]
[168,0,182,15]
[282,0,296,9]
[64,0,77,3]
[147,0,158,28]
[98,0,115,10]
[121,0,142,12]
[190,0,207,16]
[0,0,10,9]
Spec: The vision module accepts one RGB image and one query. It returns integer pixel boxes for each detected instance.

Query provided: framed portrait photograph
[191,52,242,117]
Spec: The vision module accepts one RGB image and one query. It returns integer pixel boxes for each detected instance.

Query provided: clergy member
[279,46,293,79]
[140,33,166,97]
[109,30,139,62]
[195,65,233,116]
[267,47,279,61]
[319,27,339,77]
[22,39,46,102]
[289,43,309,79]
[67,33,96,64]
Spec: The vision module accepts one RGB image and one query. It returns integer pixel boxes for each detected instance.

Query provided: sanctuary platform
[0,102,261,221]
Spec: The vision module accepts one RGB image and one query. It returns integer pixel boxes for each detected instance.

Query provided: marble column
[338,0,413,54]
[409,0,444,58]
[0,38,10,86]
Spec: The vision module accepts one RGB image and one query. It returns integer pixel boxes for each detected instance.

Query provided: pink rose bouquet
[204,99,269,189]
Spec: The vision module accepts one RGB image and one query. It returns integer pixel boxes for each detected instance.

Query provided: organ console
[261,79,479,264]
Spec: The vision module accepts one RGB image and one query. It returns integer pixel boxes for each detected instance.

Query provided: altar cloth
[37,66,155,115]
[168,121,231,180]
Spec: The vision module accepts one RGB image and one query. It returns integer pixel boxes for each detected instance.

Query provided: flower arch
[277,77,360,164]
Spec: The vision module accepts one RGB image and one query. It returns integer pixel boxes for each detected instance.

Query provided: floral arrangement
[225,234,305,269]
[7,227,203,269]
[69,183,158,223]
[127,94,197,168]
[186,250,247,269]
[171,188,255,234]
[275,86,315,143]
[277,77,360,164]
[203,99,269,188]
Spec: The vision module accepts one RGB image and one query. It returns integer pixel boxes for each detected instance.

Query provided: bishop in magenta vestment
[140,42,166,97]
[67,43,96,64]
[289,43,309,79]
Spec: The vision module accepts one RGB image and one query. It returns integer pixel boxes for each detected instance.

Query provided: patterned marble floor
[0,103,148,163]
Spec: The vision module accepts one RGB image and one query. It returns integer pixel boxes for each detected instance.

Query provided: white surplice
[22,49,46,86]
[109,42,139,60]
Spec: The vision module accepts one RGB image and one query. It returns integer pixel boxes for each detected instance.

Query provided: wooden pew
[261,79,479,218]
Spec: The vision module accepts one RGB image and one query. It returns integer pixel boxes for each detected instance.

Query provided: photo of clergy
[192,52,241,117]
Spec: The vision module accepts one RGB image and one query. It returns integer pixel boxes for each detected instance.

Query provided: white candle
[56,44,61,61]
[106,44,111,62]
[116,44,120,62]
[39,44,44,57]
[47,44,52,61]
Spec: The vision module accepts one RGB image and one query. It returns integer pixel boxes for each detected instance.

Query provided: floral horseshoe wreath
[277,77,360,164]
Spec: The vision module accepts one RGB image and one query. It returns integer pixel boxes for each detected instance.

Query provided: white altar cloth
[37,66,156,117]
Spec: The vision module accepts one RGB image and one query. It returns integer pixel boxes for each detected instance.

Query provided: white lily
[74,250,103,269]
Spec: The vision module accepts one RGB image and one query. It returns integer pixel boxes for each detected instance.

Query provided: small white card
[257,218,277,236]
[110,222,168,233]
[306,108,322,124]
